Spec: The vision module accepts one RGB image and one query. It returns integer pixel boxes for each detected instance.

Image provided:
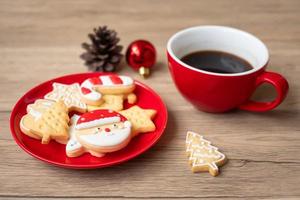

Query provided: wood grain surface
[0,0,299,199]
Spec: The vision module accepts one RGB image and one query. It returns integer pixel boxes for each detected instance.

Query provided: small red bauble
[126,40,156,77]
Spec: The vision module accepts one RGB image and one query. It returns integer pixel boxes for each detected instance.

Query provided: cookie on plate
[80,75,137,106]
[67,109,133,158]
[20,100,70,144]
[120,105,157,137]
[20,99,55,140]
[44,82,87,113]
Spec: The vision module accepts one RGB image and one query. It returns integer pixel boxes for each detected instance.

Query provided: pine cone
[80,26,123,72]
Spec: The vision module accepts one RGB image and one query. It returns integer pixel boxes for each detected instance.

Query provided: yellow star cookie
[44,83,86,112]
[186,131,227,176]
[120,105,157,137]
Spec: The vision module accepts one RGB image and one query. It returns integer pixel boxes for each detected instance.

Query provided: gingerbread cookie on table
[66,109,132,158]
[80,75,137,108]
[186,131,227,176]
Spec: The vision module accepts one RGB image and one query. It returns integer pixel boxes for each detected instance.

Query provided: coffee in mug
[167,26,289,112]
[180,50,253,74]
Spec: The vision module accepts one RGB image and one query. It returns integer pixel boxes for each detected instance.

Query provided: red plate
[10,72,168,169]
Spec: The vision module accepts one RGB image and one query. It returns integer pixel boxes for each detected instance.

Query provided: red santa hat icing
[75,109,127,130]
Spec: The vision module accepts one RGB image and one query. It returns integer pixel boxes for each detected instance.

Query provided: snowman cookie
[80,75,137,106]
[66,109,132,158]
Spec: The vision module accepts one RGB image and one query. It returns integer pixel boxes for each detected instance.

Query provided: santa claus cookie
[80,75,137,106]
[66,109,132,157]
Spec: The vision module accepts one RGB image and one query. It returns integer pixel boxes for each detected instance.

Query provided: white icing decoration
[101,76,114,86]
[66,138,82,152]
[66,115,83,152]
[79,121,131,147]
[28,109,42,119]
[80,79,102,101]
[82,78,94,89]
[75,116,121,130]
[45,83,86,110]
[119,76,134,86]
[40,101,53,107]
[27,100,54,119]
[82,89,102,101]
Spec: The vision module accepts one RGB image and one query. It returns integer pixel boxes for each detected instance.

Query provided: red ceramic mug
[167,26,289,113]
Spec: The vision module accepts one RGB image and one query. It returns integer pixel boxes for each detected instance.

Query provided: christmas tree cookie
[186,131,227,176]
[20,100,70,144]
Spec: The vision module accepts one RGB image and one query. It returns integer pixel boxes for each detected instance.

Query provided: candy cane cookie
[80,75,137,106]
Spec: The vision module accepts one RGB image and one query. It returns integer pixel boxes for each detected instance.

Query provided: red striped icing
[81,87,92,94]
[109,75,123,84]
[89,77,102,85]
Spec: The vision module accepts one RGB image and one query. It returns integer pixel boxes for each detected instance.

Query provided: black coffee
[181,50,253,74]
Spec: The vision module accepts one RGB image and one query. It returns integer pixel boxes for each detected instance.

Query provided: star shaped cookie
[120,105,157,137]
[44,83,86,113]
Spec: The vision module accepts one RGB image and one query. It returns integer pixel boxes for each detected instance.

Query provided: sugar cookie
[20,100,69,144]
[120,105,157,137]
[69,109,132,157]
[45,83,87,112]
[20,99,55,140]
[186,131,227,176]
[80,75,137,106]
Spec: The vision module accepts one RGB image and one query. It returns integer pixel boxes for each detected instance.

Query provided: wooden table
[1,0,299,199]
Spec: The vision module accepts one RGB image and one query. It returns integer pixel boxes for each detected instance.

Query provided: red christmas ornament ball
[126,40,156,77]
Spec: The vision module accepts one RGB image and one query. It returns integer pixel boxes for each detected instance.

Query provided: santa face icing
[74,109,133,155]
[77,121,132,147]
[80,75,135,104]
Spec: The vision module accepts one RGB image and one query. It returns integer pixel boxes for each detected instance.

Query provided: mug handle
[239,71,289,112]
